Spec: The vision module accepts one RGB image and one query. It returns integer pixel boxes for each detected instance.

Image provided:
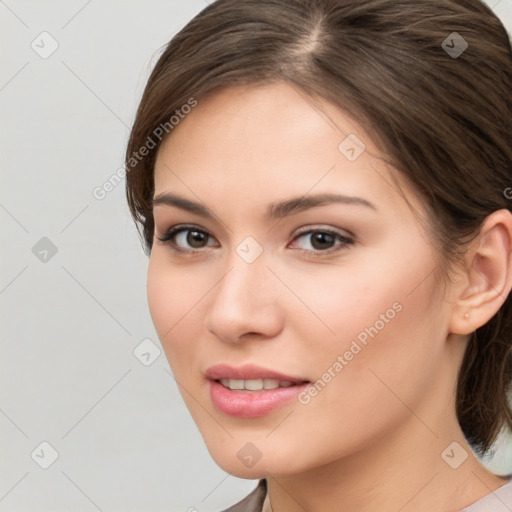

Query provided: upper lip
[205,364,309,382]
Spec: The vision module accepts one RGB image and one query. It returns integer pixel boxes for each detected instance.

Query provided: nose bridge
[215,241,268,308]
[206,238,280,340]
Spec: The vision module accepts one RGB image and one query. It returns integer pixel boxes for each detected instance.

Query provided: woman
[125,0,512,510]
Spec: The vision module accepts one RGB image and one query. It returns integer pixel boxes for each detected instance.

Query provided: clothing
[221,479,266,512]
[221,476,512,512]
[459,477,512,511]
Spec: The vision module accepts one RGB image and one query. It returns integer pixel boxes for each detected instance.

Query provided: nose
[205,250,283,344]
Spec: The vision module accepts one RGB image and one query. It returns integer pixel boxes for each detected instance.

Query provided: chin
[204,439,304,479]
[206,451,261,477]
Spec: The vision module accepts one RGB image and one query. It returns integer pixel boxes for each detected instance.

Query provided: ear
[449,209,512,335]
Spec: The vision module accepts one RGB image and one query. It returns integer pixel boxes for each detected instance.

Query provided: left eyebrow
[152,192,378,219]
[267,192,377,218]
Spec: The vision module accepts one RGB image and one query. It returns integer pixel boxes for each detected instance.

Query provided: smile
[218,378,307,391]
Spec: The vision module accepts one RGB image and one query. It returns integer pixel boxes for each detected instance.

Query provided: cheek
[146,254,172,338]
[146,253,201,363]
[307,274,442,430]
[257,267,444,469]
[286,244,443,406]
[272,252,410,357]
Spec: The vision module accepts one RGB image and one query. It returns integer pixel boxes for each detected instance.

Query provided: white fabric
[459,479,512,511]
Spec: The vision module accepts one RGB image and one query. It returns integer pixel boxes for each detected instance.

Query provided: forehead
[153,82,425,222]
[155,82,379,169]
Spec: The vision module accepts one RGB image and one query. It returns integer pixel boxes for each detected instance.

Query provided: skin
[148,82,512,512]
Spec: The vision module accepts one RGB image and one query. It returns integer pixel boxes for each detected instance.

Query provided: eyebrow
[152,192,377,219]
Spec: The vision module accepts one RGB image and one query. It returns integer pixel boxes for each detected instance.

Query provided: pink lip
[205,364,310,418]
[205,363,308,382]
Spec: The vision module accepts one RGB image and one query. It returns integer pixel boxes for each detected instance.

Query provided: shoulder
[220,479,267,512]
[459,476,512,512]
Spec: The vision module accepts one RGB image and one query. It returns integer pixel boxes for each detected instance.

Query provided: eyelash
[155,224,354,257]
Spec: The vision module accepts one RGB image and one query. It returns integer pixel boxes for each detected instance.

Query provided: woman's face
[148,82,456,477]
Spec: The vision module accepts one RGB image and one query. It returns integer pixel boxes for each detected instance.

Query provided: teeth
[263,379,280,389]
[245,379,264,390]
[219,378,297,391]
[229,379,244,390]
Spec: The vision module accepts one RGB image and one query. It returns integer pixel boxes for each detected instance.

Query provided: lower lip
[209,379,310,418]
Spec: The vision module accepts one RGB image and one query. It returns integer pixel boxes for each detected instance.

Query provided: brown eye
[156,225,218,252]
[290,228,354,256]
[186,230,209,248]
[309,232,336,250]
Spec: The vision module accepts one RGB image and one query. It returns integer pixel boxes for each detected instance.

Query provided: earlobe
[449,209,512,336]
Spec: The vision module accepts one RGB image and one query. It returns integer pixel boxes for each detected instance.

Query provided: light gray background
[1,1,511,511]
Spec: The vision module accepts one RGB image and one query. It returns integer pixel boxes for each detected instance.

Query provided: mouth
[205,363,311,418]
[215,378,309,391]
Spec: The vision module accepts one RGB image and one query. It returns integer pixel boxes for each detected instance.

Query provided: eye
[289,228,354,256]
[155,225,218,252]
[155,224,354,257]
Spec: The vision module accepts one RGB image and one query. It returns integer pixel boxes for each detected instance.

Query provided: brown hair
[125,0,512,456]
